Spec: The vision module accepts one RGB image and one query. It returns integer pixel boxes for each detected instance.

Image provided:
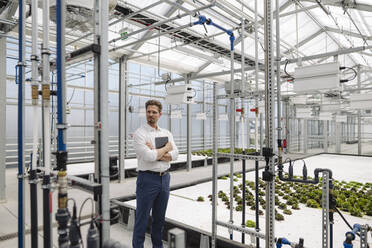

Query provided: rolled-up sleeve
[134,130,157,162]
[168,132,179,161]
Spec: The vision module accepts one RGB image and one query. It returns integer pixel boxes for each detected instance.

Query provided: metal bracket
[56,123,68,130]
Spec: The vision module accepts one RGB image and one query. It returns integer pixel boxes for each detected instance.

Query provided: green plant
[220,176,228,180]
[245,220,256,228]
[283,209,292,215]
[349,207,363,217]
[236,205,243,211]
[306,199,320,208]
[275,212,284,221]
[291,203,300,210]
[279,203,287,210]
[197,196,204,202]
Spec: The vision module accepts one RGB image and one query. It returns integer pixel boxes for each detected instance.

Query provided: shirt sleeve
[133,130,157,162]
[168,132,179,161]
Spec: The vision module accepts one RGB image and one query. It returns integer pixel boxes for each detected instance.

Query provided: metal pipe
[275,0,282,164]
[357,65,361,155]
[56,0,67,152]
[187,74,192,171]
[17,0,26,246]
[55,1,70,247]
[31,0,39,172]
[229,46,235,242]
[99,0,111,242]
[240,13,246,244]
[211,82,218,248]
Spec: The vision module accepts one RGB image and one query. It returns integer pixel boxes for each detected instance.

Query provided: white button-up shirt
[134,124,179,172]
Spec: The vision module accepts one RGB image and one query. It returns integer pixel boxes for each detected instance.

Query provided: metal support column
[324,121,328,153]
[17,0,26,246]
[303,119,308,154]
[119,55,128,182]
[98,0,110,242]
[202,81,206,150]
[264,0,276,246]
[211,82,218,248]
[335,119,341,153]
[275,0,282,164]
[357,66,361,155]
[0,36,6,202]
[186,74,192,171]
[321,171,330,248]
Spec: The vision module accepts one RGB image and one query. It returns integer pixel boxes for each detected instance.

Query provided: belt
[141,170,169,176]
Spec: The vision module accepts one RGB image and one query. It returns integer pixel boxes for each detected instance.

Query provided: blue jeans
[132,171,170,248]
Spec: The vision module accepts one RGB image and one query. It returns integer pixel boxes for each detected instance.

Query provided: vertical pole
[119,55,128,182]
[254,0,259,154]
[211,82,218,248]
[17,0,26,246]
[335,119,341,153]
[264,0,275,247]
[56,0,67,152]
[229,48,235,241]
[321,171,330,248]
[99,0,110,242]
[30,2,39,246]
[186,74,192,171]
[357,66,361,155]
[202,81,206,150]
[303,119,308,154]
[324,120,328,153]
[240,16,246,244]
[31,0,39,171]
[0,36,6,202]
[275,0,282,164]
[55,0,70,246]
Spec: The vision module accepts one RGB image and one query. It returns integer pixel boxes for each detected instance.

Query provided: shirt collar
[145,123,161,132]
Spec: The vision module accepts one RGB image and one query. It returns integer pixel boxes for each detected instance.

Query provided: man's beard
[147,118,155,124]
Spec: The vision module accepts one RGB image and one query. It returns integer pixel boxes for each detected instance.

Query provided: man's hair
[145,99,162,113]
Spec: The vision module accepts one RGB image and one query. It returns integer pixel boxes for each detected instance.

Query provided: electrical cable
[335,207,360,237]
[78,197,95,227]
[67,87,76,105]
[340,66,357,83]
[284,60,294,81]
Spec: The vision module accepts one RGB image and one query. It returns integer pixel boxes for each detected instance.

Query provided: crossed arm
[145,141,173,161]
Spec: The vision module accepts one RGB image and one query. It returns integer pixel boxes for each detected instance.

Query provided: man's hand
[146,141,154,150]
[160,152,172,162]
[164,142,172,152]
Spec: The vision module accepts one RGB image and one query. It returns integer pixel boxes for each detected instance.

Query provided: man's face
[146,105,161,126]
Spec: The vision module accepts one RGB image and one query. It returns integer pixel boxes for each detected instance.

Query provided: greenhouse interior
[0,0,371,247]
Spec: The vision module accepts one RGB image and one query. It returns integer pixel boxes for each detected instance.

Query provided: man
[132,99,179,248]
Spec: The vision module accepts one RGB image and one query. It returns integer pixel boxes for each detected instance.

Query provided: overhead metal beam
[192,61,213,76]
[300,0,372,12]
[127,0,184,57]
[325,26,372,40]
[154,45,372,84]
[284,29,324,54]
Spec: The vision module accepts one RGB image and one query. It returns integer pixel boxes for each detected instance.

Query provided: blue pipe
[17,0,24,247]
[56,0,66,152]
[193,15,235,51]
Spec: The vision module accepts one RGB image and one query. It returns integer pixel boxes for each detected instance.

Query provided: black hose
[30,169,38,248]
[255,160,260,248]
[241,156,246,244]
[335,207,360,237]
[42,174,52,248]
